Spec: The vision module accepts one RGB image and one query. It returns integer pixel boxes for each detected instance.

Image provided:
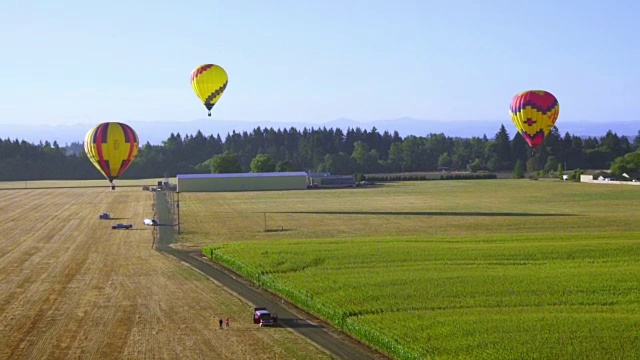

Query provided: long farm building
[176,172,308,192]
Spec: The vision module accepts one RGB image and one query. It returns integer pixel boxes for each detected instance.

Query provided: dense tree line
[1,125,639,181]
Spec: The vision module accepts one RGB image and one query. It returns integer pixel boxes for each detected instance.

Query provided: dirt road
[154,190,388,360]
[0,188,334,359]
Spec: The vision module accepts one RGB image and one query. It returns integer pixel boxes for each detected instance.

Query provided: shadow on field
[0,185,145,191]
[278,318,324,329]
[274,211,577,217]
[264,227,292,233]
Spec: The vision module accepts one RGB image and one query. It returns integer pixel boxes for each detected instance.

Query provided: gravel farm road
[153,190,389,360]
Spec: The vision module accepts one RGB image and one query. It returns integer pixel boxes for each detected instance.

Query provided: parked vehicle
[143,219,158,226]
[99,212,111,219]
[111,223,133,230]
[253,307,278,327]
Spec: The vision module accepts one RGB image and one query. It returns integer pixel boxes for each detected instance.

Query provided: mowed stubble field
[0,178,168,189]
[0,187,331,359]
[178,180,640,359]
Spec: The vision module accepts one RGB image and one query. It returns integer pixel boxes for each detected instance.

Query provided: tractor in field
[253,307,278,327]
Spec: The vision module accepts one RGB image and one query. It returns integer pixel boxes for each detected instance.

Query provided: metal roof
[177,172,308,179]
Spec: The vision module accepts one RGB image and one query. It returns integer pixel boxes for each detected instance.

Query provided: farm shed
[176,172,308,192]
[317,176,356,188]
[307,173,356,188]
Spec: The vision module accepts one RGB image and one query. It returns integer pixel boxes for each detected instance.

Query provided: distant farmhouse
[307,172,357,188]
[579,170,640,185]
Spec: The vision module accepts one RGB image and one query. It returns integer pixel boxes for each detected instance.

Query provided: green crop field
[178,180,640,360]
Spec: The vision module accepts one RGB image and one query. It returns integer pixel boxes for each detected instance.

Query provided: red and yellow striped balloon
[84,122,139,188]
[191,64,228,116]
[509,90,560,150]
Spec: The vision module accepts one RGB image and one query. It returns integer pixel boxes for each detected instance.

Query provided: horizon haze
[2,117,638,147]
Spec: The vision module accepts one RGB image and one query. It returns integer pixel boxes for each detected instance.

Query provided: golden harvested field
[0,178,169,189]
[0,187,330,359]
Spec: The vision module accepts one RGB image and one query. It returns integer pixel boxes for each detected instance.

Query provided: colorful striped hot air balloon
[191,64,228,116]
[509,90,560,150]
[84,122,139,190]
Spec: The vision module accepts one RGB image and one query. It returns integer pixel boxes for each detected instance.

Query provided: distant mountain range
[1,117,638,147]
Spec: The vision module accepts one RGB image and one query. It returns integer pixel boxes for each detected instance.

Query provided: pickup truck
[99,212,111,220]
[111,223,133,230]
[253,307,278,327]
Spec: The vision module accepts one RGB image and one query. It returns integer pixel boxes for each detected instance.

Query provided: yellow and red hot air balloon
[509,90,560,150]
[191,64,228,116]
[84,122,139,190]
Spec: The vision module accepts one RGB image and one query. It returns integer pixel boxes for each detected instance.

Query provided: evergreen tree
[544,155,559,174]
[1,124,638,181]
[491,124,512,170]
[387,142,404,172]
[511,132,529,167]
[275,159,294,172]
[513,159,525,179]
[557,163,564,179]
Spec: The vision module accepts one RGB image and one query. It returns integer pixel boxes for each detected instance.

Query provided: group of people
[218,317,230,329]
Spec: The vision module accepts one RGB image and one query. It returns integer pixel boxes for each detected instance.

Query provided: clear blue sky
[1,0,638,128]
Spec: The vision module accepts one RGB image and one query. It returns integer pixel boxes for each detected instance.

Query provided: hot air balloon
[509,90,560,150]
[84,122,139,190]
[191,64,228,116]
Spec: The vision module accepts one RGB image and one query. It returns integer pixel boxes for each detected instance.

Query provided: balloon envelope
[191,64,228,116]
[84,122,139,185]
[509,90,559,149]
